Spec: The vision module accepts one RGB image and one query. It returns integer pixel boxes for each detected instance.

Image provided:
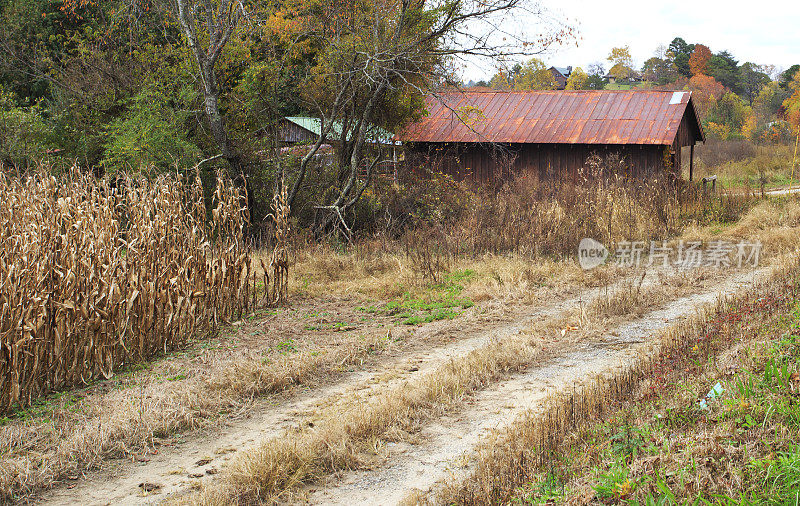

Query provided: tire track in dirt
[305,268,765,505]
[38,279,634,505]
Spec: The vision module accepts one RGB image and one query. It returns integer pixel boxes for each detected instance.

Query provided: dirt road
[40,283,600,505]
[307,269,762,504]
[37,266,766,505]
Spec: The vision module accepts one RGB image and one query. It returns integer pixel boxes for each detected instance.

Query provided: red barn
[398,90,705,183]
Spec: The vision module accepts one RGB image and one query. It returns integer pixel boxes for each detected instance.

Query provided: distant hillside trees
[780,65,800,89]
[668,37,695,78]
[642,53,678,85]
[688,44,712,76]
[707,51,740,90]
[784,72,800,131]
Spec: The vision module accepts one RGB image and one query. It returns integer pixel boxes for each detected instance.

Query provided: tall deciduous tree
[488,70,514,90]
[565,67,588,89]
[783,72,800,131]
[606,45,633,80]
[514,58,556,90]
[737,62,771,104]
[287,0,573,232]
[641,55,677,84]
[489,63,522,90]
[688,44,712,76]
[175,0,246,178]
[687,74,725,117]
[587,62,605,77]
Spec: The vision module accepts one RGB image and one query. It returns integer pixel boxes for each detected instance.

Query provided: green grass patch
[401,308,461,325]
[0,390,83,426]
[274,339,297,353]
[357,269,475,325]
[304,321,355,331]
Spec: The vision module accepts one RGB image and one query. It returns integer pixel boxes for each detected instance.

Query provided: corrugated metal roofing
[397,90,699,146]
[284,116,400,145]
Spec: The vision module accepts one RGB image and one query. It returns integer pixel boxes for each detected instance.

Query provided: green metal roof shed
[279,116,401,146]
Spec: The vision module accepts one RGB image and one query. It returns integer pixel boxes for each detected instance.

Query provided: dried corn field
[0,170,256,413]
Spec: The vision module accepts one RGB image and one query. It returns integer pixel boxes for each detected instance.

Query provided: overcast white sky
[462,0,800,81]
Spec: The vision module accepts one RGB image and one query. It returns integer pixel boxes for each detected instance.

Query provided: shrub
[394,165,743,260]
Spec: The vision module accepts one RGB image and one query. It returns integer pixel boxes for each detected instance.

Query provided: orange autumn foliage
[688,44,712,77]
[59,0,98,14]
[687,74,725,116]
[784,73,800,132]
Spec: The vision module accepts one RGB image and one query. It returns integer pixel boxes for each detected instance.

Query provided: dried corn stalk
[0,168,255,413]
[263,185,290,306]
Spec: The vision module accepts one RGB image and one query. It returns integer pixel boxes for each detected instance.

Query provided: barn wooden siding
[405,142,669,183]
[669,102,704,175]
[278,118,317,144]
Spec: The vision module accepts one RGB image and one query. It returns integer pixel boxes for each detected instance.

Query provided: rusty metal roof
[397,90,703,146]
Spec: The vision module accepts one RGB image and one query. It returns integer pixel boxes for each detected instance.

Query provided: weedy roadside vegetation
[289,161,760,302]
[433,255,800,505]
[389,168,752,267]
[691,139,796,190]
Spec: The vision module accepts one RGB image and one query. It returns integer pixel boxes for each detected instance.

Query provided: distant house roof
[283,116,400,146]
[397,90,704,146]
[549,66,572,90]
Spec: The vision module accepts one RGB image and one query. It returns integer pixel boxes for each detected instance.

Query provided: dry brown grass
[285,242,633,307]
[403,170,754,261]
[690,140,795,189]
[285,170,766,305]
[286,245,412,300]
[456,255,620,304]
[585,269,713,322]
[0,169,253,413]
[675,197,800,264]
